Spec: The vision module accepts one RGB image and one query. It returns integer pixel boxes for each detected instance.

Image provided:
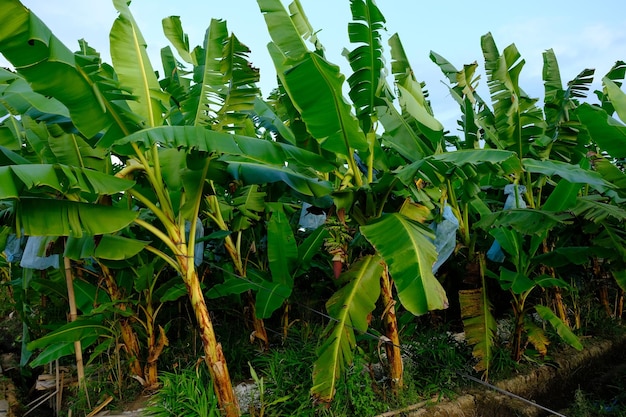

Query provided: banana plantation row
[0,0,625,416]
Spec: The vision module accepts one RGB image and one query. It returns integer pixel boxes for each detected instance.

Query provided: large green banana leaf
[541,49,593,161]
[0,69,69,121]
[161,16,195,66]
[361,213,447,315]
[345,0,387,132]
[258,0,368,157]
[612,270,626,293]
[111,125,333,170]
[110,0,164,128]
[65,235,149,261]
[576,103,626,159]
[535,305,582,351]
[111,125,334,197]
[604,77,626,123]
[0,0,123,139]
[376,34,440,161]
[480,33,545,156]
[570,195,626,223]
[523,158,609,189]
[17,198,137,237]
[0,163,134,199]
[206,268,291,320]
[27,317,110,367]
[311,254,383,402]
[267,203,297,289]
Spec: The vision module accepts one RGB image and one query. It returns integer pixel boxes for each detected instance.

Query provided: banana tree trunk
[181,260,240,417]
[552,287,570,328]
[223,233,269,351]
[100,264,144,382]
[245,290,269,351]
[380,266,403,392]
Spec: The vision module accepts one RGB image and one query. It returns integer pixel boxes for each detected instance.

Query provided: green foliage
[311,255,383,402]
[145,368,220,417]
[361,213,447,315]
[403,328,473,399]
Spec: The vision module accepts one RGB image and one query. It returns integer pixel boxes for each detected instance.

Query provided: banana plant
[257,0,450,402]
[0,2,338,415]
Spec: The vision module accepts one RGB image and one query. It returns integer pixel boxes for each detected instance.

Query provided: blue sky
[5,0,626,131]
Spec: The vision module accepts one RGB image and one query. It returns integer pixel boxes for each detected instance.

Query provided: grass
[144,367,220,417]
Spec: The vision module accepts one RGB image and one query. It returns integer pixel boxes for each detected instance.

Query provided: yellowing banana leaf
[311,255,383,403]
[459,286,496,374]
[361,213,447,315]
[525,320,550,356]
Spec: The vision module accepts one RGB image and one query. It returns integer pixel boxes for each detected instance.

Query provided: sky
[3,0,626,132]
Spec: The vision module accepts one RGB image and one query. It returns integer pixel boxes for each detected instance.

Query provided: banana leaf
[18,198,138,237]
[345,0,387,130]
[612,270,626,293]
[267,203,297,289]
[27,317,109,367]
[523,158,609,188]
[535,305,582,351]
[571,195,626,223]
[480,33,545,156]
[361,213,447,315]
[475,208,571,236]
[253,97,297,145]
[0,0,124,139]
[206,269,290,320]
[576,103,626,159]
[432,149,522,175]
[311,255,383,402]
[525,320,550,357]
[294,226,329,274]
[111,125,334,172]
[604,77,626,124]
[110,0,164,128]
[0,163,134,199]
[64,235,149,261]
[0,71,69,120]
[259,0,368,156]
[161,16,195,65]
[459,286,496,374]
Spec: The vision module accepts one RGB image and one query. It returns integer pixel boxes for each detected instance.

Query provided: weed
[144,367,220,417]
[402,328,473,399]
